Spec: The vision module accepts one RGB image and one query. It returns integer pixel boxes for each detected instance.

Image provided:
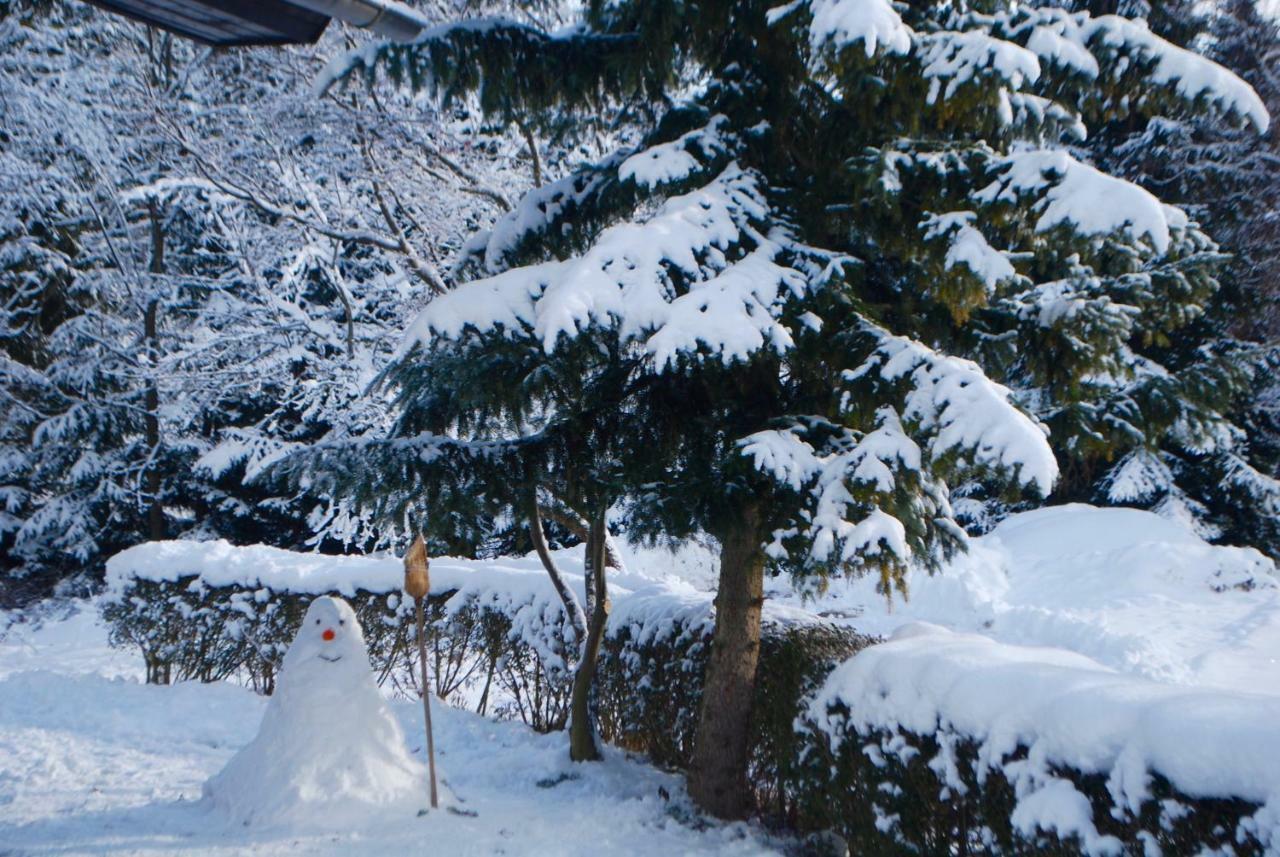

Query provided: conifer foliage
[300,0,1268,818]
[0,0,532,602]
[1057,0,1280,556]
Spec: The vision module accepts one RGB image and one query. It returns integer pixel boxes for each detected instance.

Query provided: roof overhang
[80,0,426,47]
[83,0,331,46]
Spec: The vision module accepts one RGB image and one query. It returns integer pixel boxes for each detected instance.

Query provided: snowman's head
[283,596,368,673]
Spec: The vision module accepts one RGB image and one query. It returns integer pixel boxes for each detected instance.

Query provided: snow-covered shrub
[796,718,1269,855]
[102,578,241,686]
[100,539,872,781]
[596,589,873,821]
[794,624,1279,854]
[100,541,577,709]
[103,575,424,694]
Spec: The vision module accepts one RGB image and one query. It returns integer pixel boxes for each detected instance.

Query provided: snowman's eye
[339,619,345,626]
[315,619,320,625]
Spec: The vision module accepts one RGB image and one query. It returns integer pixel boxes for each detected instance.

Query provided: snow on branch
[976,150,1189,255]
[1221,453,1280,516]
[917,30,1041,105]
[1087,15,1269,131]
[1005,93,1087,144]
[322,16,527,92]
[317,17,640,117]
[741,408,921,568]
[1009,8,1269,131]
[403,165,806,368]
[456,154,623,277]
[618,116,731,190]
[644,233,804,369]
[779,0,912,59]
[739,322,1056,575]
[921,211,1018,293]
[460,117,732,278]
[257,431,526,529]
[1102,449,1172,504]
[849,325,1058,496]
[118,177,226,206]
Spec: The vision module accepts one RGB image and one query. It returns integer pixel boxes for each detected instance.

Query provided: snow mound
[808,622,1280,850]
[786,503,1280,695]
[202,597,433,828]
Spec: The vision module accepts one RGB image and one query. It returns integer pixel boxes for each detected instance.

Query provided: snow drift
[790,503,1280,695]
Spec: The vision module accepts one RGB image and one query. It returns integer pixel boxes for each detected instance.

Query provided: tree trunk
[145,201,165,542]
[477,650,497,716]
[539,496,628,574]
[688,500,766,819]
[527,492,587,645]
[568,509,610,761]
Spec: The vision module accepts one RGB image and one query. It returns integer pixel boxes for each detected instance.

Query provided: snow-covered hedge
[597,585,873,820]
[101,539,871,785]
[102,542,583,713]
[796,623,1280,855]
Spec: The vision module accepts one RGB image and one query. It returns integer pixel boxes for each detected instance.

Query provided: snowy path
[0,605,781,856]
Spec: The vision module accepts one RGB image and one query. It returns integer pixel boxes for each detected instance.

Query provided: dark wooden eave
[83,0,330,47]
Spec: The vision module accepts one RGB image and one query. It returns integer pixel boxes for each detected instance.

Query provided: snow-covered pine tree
[1004,0,1280,554]
[298,0,1266,817]
[0,3,86,600]
[1,0,535,597]
[0,0,175,592]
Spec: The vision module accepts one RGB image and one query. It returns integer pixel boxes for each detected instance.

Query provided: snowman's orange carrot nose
[322,629,335,641]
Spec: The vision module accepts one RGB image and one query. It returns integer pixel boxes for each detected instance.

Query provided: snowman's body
[204,596,433,827]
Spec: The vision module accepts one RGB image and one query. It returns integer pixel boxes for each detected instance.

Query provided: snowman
[204,596,440,827]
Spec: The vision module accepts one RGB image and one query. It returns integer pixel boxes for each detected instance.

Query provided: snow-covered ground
[796,504,1280,850]
[2,503,1278,854]
[0,602,781,855]
[778,503,1280,696]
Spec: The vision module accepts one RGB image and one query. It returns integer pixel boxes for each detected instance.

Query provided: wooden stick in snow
[404,535,439,810]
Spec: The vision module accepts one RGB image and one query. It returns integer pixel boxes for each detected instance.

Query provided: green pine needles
[294,0,1272,592]
[272,0,1276,817]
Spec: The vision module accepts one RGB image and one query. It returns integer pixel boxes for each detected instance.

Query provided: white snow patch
[800,0,913,57]
[978,150,1187,254]
[787,504,1280,695]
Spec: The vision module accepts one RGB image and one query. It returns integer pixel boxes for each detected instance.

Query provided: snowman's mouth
[318,653,343,663]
